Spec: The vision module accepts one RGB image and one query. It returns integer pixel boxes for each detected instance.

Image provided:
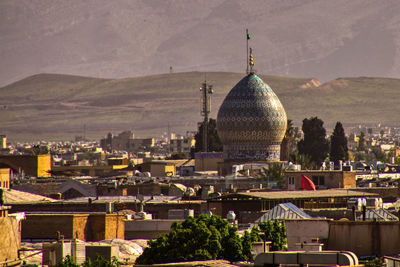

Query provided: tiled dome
[216,73,287,161]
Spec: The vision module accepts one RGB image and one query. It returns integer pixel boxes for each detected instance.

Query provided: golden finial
[249,47,254,72]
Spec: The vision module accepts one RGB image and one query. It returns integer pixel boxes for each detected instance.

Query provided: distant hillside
[0,72,399,141]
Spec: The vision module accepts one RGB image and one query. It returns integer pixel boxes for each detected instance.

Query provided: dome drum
[223,142,281,161]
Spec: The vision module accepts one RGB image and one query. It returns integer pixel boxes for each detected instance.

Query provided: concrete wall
[125,219,182,239]
[285,219,330,250]
[0,216,20,262]
[327,221,400,256]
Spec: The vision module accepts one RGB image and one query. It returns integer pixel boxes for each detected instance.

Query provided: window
[312,176,325,186]
[288,177,295,184]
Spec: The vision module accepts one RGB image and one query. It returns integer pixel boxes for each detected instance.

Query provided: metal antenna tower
[200,78,213,152]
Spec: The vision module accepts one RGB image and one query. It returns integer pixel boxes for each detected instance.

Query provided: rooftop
[4,189,56,204]
[215,189,377,200]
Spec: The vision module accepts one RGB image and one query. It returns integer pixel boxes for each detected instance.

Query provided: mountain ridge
[1,72,399,142]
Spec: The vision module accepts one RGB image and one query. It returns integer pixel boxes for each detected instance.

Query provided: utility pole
[200,79,213,152]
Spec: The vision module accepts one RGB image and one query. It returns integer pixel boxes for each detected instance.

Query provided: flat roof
[216,189,377,200]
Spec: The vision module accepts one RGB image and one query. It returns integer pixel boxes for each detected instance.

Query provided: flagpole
[246,29,249,74]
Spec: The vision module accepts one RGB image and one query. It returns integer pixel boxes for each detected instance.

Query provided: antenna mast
[246,29,250,74]
[200,78,213,152]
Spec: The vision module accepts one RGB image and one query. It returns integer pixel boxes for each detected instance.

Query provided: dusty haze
[1,0,400,86]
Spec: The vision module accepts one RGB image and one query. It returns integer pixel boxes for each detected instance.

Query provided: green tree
[135,215,250,264]
[258,220,287,251]
[194,118,222,153]
[58,255,120,267]
[364,257,383,267]
[330,122,349,165]
[371,147,386,162]
[357,131,367,152]
[289,152,317,170]
[56,255,79,267]
[261,163,285,188]
[280,119,294,161]
[298,117,329,166]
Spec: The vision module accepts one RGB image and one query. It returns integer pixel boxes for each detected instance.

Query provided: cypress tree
[298,117,329,166]
[330,122,349,165]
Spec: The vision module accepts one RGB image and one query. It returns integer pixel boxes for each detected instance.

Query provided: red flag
[301,174,316,190]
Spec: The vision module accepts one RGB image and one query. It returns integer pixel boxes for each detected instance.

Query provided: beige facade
[0,215,21,263]
[195,152,223,171]
[285,170,356,190]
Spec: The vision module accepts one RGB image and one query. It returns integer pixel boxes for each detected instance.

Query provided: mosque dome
[216,72,287,161]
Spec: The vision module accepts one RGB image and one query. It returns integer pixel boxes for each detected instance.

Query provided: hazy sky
[1,0,400,86]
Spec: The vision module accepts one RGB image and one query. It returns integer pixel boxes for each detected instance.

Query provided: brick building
[21,212,124,241]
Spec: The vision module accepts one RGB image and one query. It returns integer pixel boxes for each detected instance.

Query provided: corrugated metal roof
[256,202,312,222]
[357,209,399,221]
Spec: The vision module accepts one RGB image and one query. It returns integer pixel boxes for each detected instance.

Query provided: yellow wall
[0,168,10,189]
[37,154,52,177]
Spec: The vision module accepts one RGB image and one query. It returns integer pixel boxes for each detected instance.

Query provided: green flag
[247,33,250,40]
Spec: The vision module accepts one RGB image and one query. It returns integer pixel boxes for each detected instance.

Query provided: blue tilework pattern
[217,73,287,161]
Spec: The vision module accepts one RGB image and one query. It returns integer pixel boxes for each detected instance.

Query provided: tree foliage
[194,119,222,153]
[357,131,367,152]
[260,163,286,188]
[57,255,120,267]
[298,117,329,166]
[136,215,254,264]
[280,119,294,161]
[258,220,287,251]
[289,152,317,170]
[330,122,349,165]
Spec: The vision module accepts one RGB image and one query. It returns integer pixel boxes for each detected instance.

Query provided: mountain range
[1,72,399,142]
